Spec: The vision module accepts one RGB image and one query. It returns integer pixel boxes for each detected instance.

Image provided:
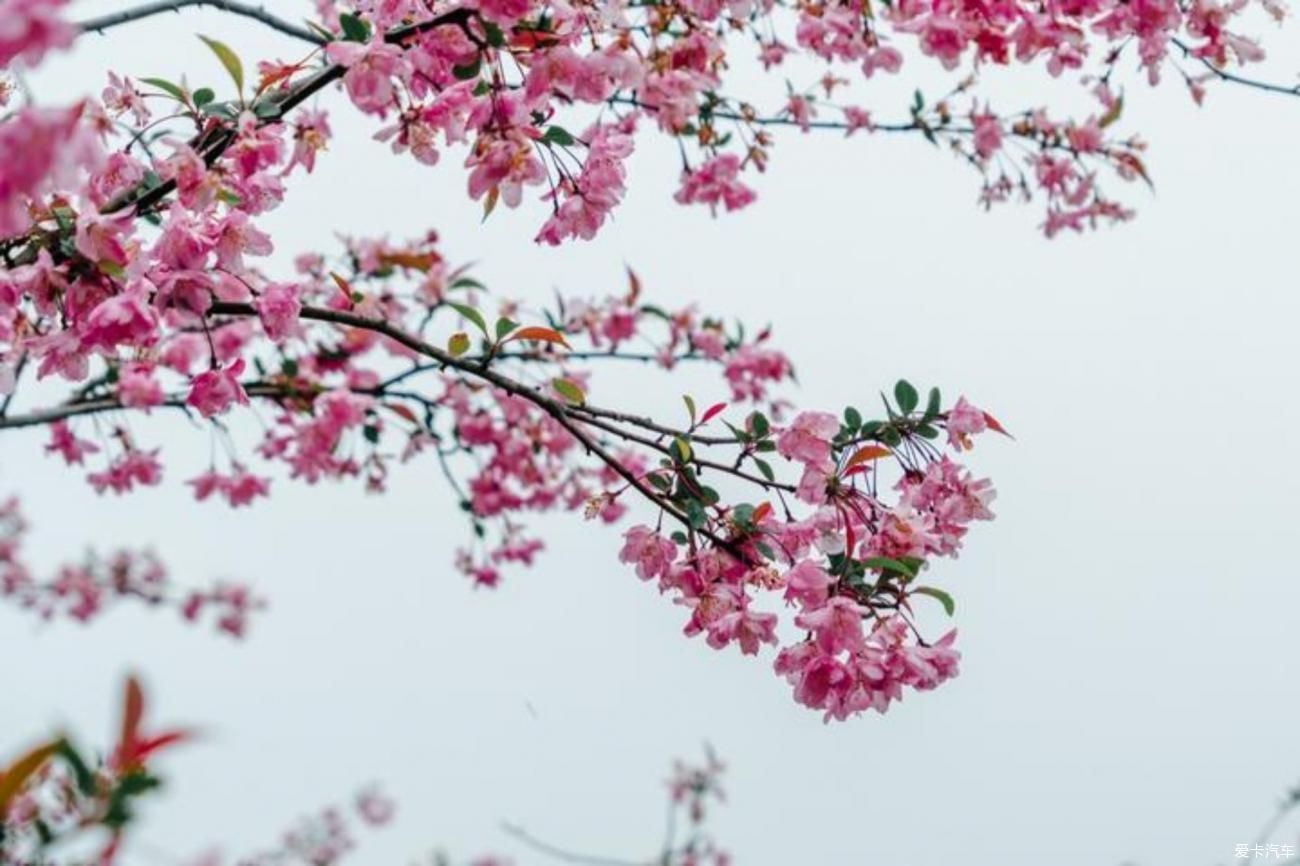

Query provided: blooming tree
[1,0,1297,730]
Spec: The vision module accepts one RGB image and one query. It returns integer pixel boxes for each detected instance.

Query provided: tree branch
[1172,38,1300,97]
[95,8,475,219]
[205,302,746,554]
[500,823,650,866]
[77,0,327,46]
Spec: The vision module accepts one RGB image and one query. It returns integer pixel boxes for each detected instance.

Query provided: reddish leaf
[699,402,727,426]
[119,675,144,763]
[131,730,190,764]
[752,501,773,525]
[839,505,856,559]
[982,411,1014,438]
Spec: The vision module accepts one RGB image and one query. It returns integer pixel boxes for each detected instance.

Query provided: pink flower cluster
[0,0,75,69]
[0,497,262,636]
[619,397,999,720]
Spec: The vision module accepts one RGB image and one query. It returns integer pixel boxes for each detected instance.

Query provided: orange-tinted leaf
[752,501,773,525]
[506,326,571,349]
[255,61,303,95]
[379,251,439,272]
[330,272,353,305]
[625,266,641,306]
[844,445,891,471]
[482,186,500,221]
[0,740,61,814]
[384,402,419,425]
[700,402,727,426]
[982,411,1014,438]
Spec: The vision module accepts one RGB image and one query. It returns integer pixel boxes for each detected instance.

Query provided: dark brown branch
[206,302,740,552]
[78,0,327,46]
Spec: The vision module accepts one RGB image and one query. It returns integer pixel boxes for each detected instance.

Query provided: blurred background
[3,2,1299,864]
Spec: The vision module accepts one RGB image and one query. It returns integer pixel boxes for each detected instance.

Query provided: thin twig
[78,0,326,45]
[501,822,651,866]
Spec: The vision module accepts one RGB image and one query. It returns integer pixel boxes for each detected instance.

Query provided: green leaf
[542,125,576,146]
[552,378,585,405]
[753,458,775,483]
[843,406,862,431]
[861,556,917,578]
[338,12,371,42]
[894,379,919,414]
[748,411,770,438]
[139,77,187,102]
[912,88,925,112]
[448,302,488,337]
[925,386,942,420]
[191,87,215,108]
[447,332,470,357]
[683,395,697,425]
[199,35,244,95]
[452,57,482,80]
[912,586,955,616]
[494,317,518,341]
[685,499,707,529]
[449,276,486,291]
[482,21,506,47]
[672,436,693,463]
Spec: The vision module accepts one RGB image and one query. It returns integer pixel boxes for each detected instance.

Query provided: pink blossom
[82,290,160,351]
[776,411,839,466]
[117,363,164,409]
[619,525,678,581]
[971,111,1003,159]
[45,421,99,465]
[783,560,833,608]
[946,396,988,450]
[325,41,410,116]
[0,0,75,69]
[796,596,868,654]
[674,155,756,215]
[186,360,249,418]
[254,282,302,340]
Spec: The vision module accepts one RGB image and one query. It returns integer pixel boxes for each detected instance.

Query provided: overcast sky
[4,3,1300,865]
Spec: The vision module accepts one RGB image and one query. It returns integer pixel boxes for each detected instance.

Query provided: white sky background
[4,2,1300,864]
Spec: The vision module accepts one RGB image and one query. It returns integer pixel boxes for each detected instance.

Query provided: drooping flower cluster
[618,383,1002,720]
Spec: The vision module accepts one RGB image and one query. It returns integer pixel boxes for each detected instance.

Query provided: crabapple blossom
[0,0,1294,726]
